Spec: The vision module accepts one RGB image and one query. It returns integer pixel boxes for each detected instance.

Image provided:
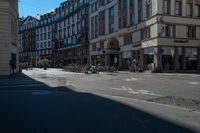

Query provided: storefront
[91,54,105,66]
[121,51,132,70]
[186,48,198,70]
[161,47,175,71]
[143,47,154,70]
[142,46,200,72]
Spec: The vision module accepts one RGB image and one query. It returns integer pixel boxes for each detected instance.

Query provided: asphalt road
[27,69,200,102]
[0,69,200,133]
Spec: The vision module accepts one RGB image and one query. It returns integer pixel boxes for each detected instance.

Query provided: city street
[0,69,200,133]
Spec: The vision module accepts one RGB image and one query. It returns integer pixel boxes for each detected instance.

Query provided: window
[48,32,50,39]
[99,0,105,7]
[72,24,75,35]
[41,42,43,48]
[130,0,135,26]
[99,11,105,35]
[195,5,200,18]
[146,0,152,18]
[64,20,66,27]
[109,6,115,33]
[165,25,175,37]
[100,41,104,49]
[91,3,94,13]
[59,30,62,39]
[40,34,43,40]
[119,0,127,28]
[175,1,182,16]
[95,2,98,11]
[107,0,113,4]
[92,43,96,51]
[138,0,143,23]
[77,21,81,33]
[141,27,151,40]
[72,16,75,23]
[63,28,66,38]
[187,26,196,39]
[91,17,95,39]
[44,42,47,48]
[163,0,170,14]
[124,34,132,45]
[48,41,51,47]
[186,3,193,17]
[77,11,81,20]
[67,26,71,37]
[95,15,98,37]
[44,33,46,40]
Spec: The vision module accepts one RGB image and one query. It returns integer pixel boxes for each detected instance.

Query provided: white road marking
[125,77,142,82]
[187,81,200,85]
[110,86,161,96]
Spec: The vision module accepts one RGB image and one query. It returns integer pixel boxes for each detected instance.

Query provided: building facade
[36,13,54,66]
[0,0,18,75]
[19,16,38,66]
[19,0,90,67]
[89,0,200,71]
[52,0,90,67]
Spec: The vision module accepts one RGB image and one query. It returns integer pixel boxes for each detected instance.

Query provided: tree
[38,59,49,70]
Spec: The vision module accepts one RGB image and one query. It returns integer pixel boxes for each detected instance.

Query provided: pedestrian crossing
[0,74,48,90]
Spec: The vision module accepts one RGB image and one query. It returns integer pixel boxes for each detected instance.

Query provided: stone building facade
[19,0,90,67]
[0,0,18,75]
[52,0,90,67]
[89,0,200,71]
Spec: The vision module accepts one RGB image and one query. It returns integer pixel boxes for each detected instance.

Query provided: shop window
[162,47,175,71]
[186,48,198,70]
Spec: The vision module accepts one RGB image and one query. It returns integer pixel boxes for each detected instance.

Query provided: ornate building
[89,0,200,72]
[52,0,90,67]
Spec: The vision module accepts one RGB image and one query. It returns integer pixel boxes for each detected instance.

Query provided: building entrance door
[106,38,120,67]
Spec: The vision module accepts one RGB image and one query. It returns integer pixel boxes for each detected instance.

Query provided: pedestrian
[10,60,15,75]
[127,59,131,72]
[131,59,136,72]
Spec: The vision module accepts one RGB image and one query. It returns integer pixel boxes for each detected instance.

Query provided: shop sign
[174,39,189,43]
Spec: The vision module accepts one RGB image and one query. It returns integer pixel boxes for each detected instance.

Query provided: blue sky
[19,0,63,17]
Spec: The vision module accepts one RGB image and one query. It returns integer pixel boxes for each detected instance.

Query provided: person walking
[127,59,131,72]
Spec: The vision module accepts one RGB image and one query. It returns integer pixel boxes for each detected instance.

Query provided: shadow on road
[0,73,198,133]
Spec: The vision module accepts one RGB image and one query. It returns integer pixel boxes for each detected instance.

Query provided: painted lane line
[125,77,143,82]
[110,86,162,96]
[187,81,200,85]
